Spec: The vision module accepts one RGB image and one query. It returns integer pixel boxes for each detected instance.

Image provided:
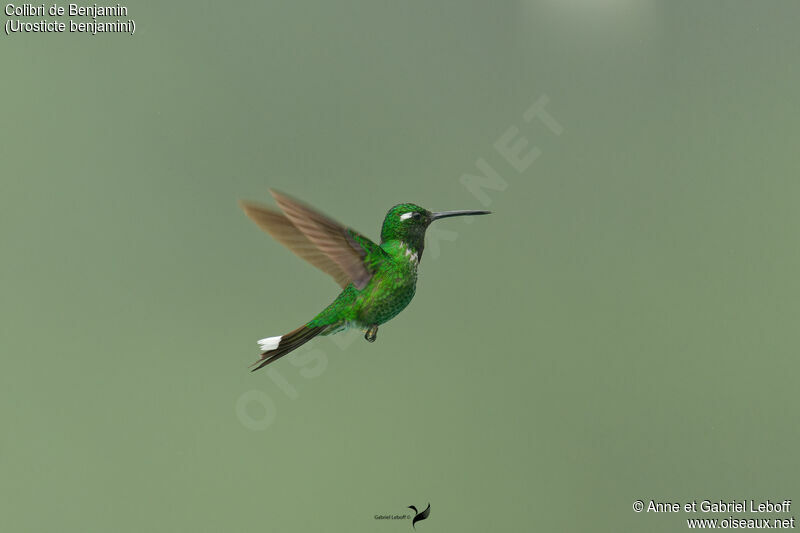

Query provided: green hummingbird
[240,190,490,371]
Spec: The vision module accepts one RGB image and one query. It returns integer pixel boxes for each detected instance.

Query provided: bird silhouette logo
[408,503,430,529]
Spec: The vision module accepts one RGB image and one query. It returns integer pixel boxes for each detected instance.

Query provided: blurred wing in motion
[240,189,386,290]
[240,200,352,288]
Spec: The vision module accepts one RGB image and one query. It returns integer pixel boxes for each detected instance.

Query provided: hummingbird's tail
[250,324,328,372]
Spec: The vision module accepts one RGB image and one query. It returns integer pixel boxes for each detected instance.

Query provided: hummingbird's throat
[401,242,421,263]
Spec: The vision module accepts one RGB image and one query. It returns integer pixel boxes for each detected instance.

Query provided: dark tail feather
[250,325,326,372]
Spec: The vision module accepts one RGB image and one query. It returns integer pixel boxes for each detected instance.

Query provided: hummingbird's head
[381,204,431,244]
[380,203,491,254]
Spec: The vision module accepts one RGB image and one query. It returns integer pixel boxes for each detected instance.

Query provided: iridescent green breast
[355,240,418,326]
[306,239,420,331]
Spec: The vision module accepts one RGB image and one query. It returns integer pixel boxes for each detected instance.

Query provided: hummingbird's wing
[240,201,353,288]
[241,190,386,290]
[270,190,386,290]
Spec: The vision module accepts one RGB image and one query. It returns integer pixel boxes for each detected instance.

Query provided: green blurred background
[2,1,798,531]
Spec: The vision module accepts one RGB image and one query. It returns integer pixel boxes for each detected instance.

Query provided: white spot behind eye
[400,212,414,220]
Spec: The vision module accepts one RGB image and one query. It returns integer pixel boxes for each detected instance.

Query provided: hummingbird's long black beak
[430,209,491,221]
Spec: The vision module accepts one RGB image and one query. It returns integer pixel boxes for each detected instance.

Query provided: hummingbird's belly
[357,276,417,326]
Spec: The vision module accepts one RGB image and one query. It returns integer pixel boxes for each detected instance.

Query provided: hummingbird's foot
[364,325,378,343]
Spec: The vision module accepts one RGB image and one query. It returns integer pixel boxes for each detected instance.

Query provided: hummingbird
[240,189,490,371]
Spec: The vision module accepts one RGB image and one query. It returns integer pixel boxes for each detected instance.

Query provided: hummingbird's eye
[412,212,422,219]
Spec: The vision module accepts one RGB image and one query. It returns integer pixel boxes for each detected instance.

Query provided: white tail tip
[257,335,281,352]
